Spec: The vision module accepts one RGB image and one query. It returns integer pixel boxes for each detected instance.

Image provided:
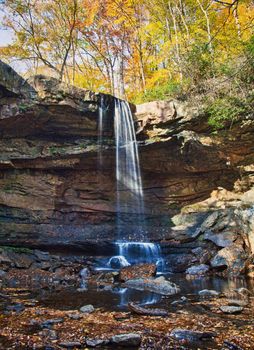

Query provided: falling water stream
[106,98,164,271]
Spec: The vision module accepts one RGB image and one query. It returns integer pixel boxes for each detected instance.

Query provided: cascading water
[114,98,144,240]
[107,98,164,271]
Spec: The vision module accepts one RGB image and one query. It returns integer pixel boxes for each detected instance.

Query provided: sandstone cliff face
[0,61,253,275]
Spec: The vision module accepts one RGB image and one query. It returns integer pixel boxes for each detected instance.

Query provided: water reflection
[111,286,162,307]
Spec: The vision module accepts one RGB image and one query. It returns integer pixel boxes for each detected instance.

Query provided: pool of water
[34,274,254,312]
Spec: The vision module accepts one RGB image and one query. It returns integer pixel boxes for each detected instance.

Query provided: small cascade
[108,242,165,272]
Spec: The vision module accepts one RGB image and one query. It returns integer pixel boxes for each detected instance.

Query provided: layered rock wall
[0,61,253,274]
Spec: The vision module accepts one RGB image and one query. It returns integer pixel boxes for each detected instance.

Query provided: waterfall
[96,96,164,271]
[114,98,145,241]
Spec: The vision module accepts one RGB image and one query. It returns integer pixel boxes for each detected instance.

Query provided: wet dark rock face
[0,60,254,276]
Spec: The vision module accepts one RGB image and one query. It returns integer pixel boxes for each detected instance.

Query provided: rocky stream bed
[0,248,254,350]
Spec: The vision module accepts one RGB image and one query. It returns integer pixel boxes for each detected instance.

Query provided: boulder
[204,230,237,247]
[166,254,197,273]
[124,276,180,295]
[119,263,156,282]
[211,246,247,274]
[186,264,210,275]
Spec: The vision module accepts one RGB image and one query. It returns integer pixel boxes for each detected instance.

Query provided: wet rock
[198,289,220,297]
[186,264,210,275]
[191,247,215,264]
[124,276,180,295]
[211,246,247,274]
[166,254,197,273]
[108,256,130,269]
[98,271,118,284]
[170,329,216,342]
[58,341,82,348]
[119,263,156,282]
[86,338,109,347]
[204,230,237,247]
[111,333,141,347]
[220,306,243,314]
[80,304,94,313]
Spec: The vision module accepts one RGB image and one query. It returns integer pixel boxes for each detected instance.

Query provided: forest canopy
[0,0,254,103]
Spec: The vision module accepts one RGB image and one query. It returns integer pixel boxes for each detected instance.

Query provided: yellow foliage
[1,0,254,100]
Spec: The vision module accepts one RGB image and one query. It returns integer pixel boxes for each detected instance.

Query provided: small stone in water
[80,304,94,313]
